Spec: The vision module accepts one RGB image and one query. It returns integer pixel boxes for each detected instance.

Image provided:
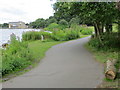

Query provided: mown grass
[28,40,63,61]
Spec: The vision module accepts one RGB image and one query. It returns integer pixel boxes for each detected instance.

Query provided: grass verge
[85,43,119,88]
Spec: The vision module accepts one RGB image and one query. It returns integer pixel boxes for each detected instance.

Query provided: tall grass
[22,31,52,41]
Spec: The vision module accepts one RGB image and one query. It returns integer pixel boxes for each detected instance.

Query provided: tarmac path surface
[3,36,104,88]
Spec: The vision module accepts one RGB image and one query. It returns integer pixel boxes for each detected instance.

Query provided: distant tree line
[0,23,9,28]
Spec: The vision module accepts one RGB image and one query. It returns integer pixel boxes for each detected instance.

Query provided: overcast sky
[0,0,56,24]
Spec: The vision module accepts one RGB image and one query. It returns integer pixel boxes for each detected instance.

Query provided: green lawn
[28,40,63,61]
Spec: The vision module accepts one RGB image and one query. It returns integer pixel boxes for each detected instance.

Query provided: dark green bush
[88,33,119,51]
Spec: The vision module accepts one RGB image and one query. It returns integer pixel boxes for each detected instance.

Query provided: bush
[44,23,60,31]
[81,29,92,35]
[51,30,67,41]
[23,25,81,42]
[80,27,93,35]
[65,28,80,40]
[2,35,33,76]
[69,17,79,27]
[51,29,80,41]
[59,19,68,29]
[88,33,119,51]
[59,19,68,26]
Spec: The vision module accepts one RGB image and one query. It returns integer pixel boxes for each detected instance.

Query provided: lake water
[0,29,40,47]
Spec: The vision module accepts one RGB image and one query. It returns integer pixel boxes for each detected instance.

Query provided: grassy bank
[85,32,119,88]
[86,44,119,88]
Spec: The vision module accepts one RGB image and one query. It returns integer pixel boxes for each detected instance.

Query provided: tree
[53,2,117,46]
[29,18,46,28]
[2,23,9,28]
[53,2,73,22]
[45,16,57,27]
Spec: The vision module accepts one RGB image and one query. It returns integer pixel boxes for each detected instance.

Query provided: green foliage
[69,17,80,26]
[45,17,57,27]
[59,19,68,26]
[2,36,33,76]
[88,33,119,51]
[53,2,73,22]
[51,30,67,41]
[81,29,92,35]
[53,2,118,37]
[29,18,46,28]
[22,31,52,41]
[44,23,60,31]
[58,19,68,29]
[1,23,9,28]
[64,28,80,40]
[51,29,80,41]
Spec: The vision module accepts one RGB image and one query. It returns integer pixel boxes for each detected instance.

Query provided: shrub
[59,19,68,29]
[59,19,68,26]
[65,28,80,40]
[2,35,33,76]
[51,29,80,41]
[80,27,93,35]
[51,30,67,41]
[69,17,79,27]
[88,32,119,51]
[81,29,92,35]
[44,23,60,31]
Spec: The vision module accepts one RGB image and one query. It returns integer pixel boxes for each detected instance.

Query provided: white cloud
[0,0,55,24]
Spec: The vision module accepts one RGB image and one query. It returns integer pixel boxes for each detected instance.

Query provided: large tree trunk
[94,24,98,37]
[105,60,117,80]
[94,22,104,46]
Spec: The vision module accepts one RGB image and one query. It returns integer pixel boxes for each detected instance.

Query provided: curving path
[3,36,104,88]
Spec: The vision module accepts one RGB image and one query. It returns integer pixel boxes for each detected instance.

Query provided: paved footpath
[3,36,104,88]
